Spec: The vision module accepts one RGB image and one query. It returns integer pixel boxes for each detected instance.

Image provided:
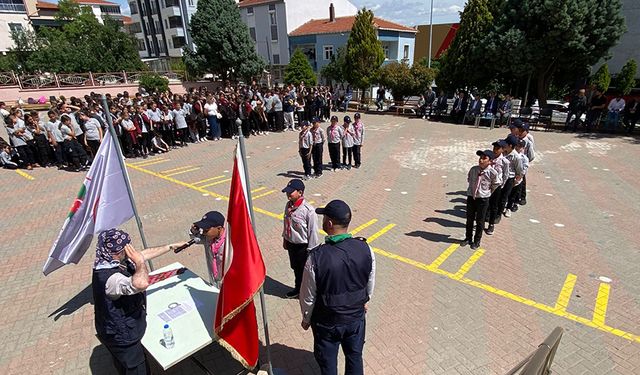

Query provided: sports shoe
[303,175,310,180]
[494,215,502,224]
[471,243,480,250]
[511,204,519,212]
[519,198,527,206]
[504,209,512,218]
[460,239,471,247]
[285,290,299,299]
[485,225,495,235]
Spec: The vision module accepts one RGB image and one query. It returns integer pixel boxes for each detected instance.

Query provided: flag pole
[100,95,154,271]
[235,119,275,375]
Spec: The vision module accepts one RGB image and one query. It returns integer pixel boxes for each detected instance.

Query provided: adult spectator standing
[282,179,320,298]
[92,229,186,375]
[424,87,436,119]
[273,91,284,132]
[623,98,638,134]
[283,93,296,131]
[585,88,606,132]
[376,86,386,111]
[564,89,587,131]
[79,111,103,160]
[352,113,365,168]
[204,96,221,140]
[172,102,189,146]
[299,199,376,375]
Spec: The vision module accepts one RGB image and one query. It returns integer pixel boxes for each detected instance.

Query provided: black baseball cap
[505,134,519,146]
[282,178,305,194]
[510,119,525,129]
[331,115,339,122]
[354,112,361,119]
[343,116,351,123]
[476,149,496,159]
[301,120,310,127]
[492,140,507,148]
[193,211,225,229]
[311,116,320,123]
[516,139,526,147]
[316,200,351,222]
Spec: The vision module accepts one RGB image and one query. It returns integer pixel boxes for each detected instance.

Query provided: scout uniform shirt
[341,124,355,148]
[327,124,344,144]
[467,165,501,199]
[282,198,320,251]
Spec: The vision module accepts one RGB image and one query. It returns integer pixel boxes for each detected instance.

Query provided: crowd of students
[463,120,536,250]
[0,82,358,171]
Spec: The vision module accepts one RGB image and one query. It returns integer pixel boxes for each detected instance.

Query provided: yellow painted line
[366,223,396,243]
[554,273,577,313]
[252,190,276,200]
[126,163,228,201]
[350,219,378,235]
[129,157,166,165]
[428,244,459,270]
[164,167,201,177]
[15,169,35,180]
[128,162,640,344]
[199,178,232,188]
[593,282,611,327]
[451,249,485,280]
[191,175,226,185]
[161,165,195,174]
[370,246,640,344]
[251,187,266,193]
[132,159,170,167]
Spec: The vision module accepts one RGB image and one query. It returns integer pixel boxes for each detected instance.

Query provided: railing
[0,3,26,12]
[0,71,185,90]
[506,327,564,375]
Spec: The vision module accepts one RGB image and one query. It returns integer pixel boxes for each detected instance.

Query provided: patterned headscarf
[93,228,131,270]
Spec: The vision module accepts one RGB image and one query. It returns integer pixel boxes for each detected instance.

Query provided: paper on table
[157,301,194,323]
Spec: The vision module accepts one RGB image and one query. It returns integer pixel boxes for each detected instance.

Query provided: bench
[390,98,421,116]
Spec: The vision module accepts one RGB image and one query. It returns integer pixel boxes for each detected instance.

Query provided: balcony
[0,2,26,12]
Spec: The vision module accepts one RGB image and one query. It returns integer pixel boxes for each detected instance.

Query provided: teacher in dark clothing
[299,200,376,375]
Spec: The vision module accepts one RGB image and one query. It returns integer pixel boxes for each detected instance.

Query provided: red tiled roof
[290,16,417,37]
[36,0,58,10]
[122,16,133,24]
[237,0,281,8]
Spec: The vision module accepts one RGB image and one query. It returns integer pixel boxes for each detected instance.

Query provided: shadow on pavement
[433,208,466,219]
[277,171,305,179]
[405,231,460,244]
[48,284,94,321]
[263,275,291,299]
[424,217,465,228]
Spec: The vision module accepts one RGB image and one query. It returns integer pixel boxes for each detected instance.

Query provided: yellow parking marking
[164,167,200,177]
[129,157,166,166]
[252,190,276,200]
[366,223,396,243]
[554,273,577,313]
[199,178,232,188]
[191,175,226,185]
[251,187,266,193]
[128,163,640,344]
[132,159,170,167]
[161,165,195,174]
[428,244,459,270]
[15,170,35,180]
[593,282,611,327]
[452,249,485,280]
[350,219,378,235]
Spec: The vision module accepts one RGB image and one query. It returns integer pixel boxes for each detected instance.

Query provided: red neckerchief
[284,198,304,238]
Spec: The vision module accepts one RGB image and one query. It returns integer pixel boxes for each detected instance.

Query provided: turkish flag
[214,146,266,369]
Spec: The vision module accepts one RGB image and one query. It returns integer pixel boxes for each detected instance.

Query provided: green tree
[320,46,347,84]
[378,62,415,101]
[485,0,625,105]
[590,64,612,92]
[55,0,82,21]
[284,48,317,86]
[437,0,494,90]
[613,59,637,95]
[345,8,384,95]
[411,58,437,94]
[139,72,169,94]
[185,0,264,81]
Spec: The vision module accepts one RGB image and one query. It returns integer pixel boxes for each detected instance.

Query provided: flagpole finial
[235,118,243,138]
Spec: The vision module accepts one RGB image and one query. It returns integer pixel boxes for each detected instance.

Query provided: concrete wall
[285,0,357,34]
[241,1,289,65]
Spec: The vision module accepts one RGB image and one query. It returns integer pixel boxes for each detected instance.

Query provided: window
[155,20,162,33]
[323,45,333,60]
[158,41,167,54]
[130,2,138,14]
[150,1,157,14]
[382,44,390,60]
[145,20,151,32]
[273,54,280,64]
[130,22,142,33]
[269,12,277,25]
[270,25,278,41]
[172,36,186,48]
[137,39,146,51]
[188,0,193,6]
[168,16,182,28]
[269,12,278,41]
[403,44,409,59]
[0,0,25,12]
[8,23,23,33]
[164,19,168,29]
[247,6,253,15]
[249,27,256,42]
[268,4,275,10]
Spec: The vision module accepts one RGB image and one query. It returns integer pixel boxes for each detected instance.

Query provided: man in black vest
[92,228,186,375]
[299,200,376,375]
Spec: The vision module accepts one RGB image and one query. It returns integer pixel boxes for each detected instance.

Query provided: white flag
[43,131,135,275]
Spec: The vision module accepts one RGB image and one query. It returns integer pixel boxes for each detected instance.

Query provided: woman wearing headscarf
[92,228,185,375]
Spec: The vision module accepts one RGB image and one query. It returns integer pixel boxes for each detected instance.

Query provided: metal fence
[0,71,185,90]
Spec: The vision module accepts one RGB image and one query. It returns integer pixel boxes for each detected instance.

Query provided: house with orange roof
[289,4,417,74]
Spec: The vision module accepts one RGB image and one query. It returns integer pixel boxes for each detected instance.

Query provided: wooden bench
[390,98,421,116]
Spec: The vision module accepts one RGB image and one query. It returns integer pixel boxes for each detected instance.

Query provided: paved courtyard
[1,113,639,374]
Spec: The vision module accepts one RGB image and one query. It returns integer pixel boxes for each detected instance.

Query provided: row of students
[298,113,365,180]
[463,120,536,249]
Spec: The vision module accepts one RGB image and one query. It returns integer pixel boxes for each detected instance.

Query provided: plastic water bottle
[163,324,175,349]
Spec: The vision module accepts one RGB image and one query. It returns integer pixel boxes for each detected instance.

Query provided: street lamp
[428,0,434,68]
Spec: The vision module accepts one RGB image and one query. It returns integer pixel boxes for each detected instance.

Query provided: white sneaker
[504,209,512,218]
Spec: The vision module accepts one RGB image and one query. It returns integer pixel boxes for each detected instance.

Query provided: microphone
[173,237,201,254]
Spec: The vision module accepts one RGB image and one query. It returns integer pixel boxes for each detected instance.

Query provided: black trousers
[488,185,503,225]
[267,112,276,131]
[508,181,523,209]
[466,196,490,244]
[52,143,64,165]
[101,339,149,375]
[33,134,50,165]
[312,142,324,176]
[342,146,353,166]
[63,139,88,168]
[520,175,527,201]
[352,145,362,167]
[275,111,284,131]
[285,241,308,292]
[312,318,366,375]
[328,142,341,169]
[87,139,101,160]
[300,147,312,176]
[498,177,515,214]
[15,145,34,165]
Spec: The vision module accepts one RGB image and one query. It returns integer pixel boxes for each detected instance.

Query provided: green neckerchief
[325,233,352,244]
